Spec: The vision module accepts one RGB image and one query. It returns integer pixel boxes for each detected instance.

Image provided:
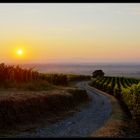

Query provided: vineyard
[90,76,140,123]
[0,63,91,89]
[91,76,140,98]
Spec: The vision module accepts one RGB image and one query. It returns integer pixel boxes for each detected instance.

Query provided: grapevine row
[91,76,140,98]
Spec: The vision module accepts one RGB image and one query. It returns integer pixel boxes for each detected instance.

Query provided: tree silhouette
[92,70,104,78]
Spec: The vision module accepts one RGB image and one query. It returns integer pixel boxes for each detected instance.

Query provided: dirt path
[9,81,112,137]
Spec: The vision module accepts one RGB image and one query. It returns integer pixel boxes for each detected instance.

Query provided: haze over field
[0,3,140,64]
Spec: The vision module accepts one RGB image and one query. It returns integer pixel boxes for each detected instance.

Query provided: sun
[16,49,23,56]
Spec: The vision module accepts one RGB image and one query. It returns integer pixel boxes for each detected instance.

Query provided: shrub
[92,70,104,78]
[121,82,140,123]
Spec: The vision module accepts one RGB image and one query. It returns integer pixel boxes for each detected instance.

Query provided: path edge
[88,85,130,137]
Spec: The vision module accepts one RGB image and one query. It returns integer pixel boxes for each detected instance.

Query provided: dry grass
[92,120,128,138]
[0,88,90,133]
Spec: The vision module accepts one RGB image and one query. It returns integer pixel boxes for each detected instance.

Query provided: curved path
[14,81,112,137]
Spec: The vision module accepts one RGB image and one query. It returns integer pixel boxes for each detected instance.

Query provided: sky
[0,3,140,64]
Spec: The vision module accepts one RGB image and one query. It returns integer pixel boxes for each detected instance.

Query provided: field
[90,76,140,124]
[0,63,90,90]
[1,63,140,136]
[0,63,91,132]
[90,76,140,97]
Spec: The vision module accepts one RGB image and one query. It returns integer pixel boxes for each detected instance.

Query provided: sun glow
[6,39,39,63]
[16,49,23,56]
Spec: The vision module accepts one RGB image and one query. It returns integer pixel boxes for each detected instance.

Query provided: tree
[92,70,104,78]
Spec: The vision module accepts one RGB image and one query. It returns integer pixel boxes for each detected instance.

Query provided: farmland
[90,76,140,97]
[0,63,90,90]
[90,76,140,124]
[0,63,91,132]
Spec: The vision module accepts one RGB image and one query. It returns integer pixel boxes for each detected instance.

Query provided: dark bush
[92,70,104,78]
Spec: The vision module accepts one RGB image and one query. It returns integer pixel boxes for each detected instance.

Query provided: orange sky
[0,4,140,64]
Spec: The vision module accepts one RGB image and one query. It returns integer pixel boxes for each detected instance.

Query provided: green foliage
[91,75,140,124]
[121,82,140,122]
[91,76,140,97]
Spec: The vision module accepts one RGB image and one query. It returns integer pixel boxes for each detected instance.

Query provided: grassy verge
[0,80,53,91]
[89,85,140,138]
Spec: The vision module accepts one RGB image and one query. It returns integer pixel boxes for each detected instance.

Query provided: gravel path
[13,81,112,138]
